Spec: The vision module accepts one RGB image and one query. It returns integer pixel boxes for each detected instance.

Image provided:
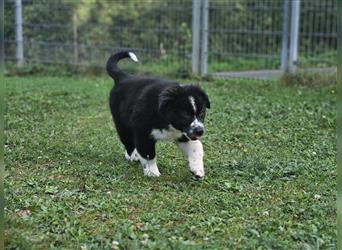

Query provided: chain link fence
[4,0,337,77]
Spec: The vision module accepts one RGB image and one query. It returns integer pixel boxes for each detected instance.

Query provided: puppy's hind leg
[135,135,160,177]
[115,125,138,161]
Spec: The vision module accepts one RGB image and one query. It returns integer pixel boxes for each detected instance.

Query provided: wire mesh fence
[5,0,193,75]
[298,0,337,68]
[208,0,336,73]
[208,0,284,72]
[4,0,337,77]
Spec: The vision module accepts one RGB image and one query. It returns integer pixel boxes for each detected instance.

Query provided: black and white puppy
[106,51,210,178]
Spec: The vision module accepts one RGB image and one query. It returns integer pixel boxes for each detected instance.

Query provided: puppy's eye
[198,109,205,118]
[179,111,191,118]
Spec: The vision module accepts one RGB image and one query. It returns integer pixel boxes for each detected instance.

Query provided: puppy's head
[159,85,210,140]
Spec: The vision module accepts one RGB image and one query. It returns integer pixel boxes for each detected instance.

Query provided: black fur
[107,51,210,161]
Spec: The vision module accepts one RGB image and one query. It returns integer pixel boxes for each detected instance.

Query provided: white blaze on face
[189,96,197,113]
[189,96,204,129]
[190,118,204,129]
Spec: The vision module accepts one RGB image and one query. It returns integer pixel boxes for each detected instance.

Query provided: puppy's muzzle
[186,125,205,140]
[192,126,204,137]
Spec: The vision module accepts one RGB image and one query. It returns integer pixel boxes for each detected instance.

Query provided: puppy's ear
[185,85,211,109]
[201,91,211,109]
[158,85,182,113]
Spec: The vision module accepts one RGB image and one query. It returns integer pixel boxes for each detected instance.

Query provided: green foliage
[4,58,191,79]
[4,0,336,71]
[281,70,337,87]
[298,51,337,68]
[5,76,336,249]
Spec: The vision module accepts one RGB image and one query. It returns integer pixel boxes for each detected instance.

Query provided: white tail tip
[128,52,138,62]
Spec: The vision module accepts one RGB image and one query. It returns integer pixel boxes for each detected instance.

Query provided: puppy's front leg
[178,140,204,178]
[135,135,160,177]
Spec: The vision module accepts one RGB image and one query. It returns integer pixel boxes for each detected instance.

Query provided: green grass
[281,71,337,87]
[5,76,336,249]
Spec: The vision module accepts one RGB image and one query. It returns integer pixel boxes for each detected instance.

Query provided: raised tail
[106,51,139,82]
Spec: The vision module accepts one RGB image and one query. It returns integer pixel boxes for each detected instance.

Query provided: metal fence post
[192,0,201,75]
[0,0,4,70]
[200,0,209,77]
[280,0,289,74]
[15,0,24,66]
[289,0,301,74]
[73,13,79,65]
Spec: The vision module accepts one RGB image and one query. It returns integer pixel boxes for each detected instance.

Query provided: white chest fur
[150,125,183,140]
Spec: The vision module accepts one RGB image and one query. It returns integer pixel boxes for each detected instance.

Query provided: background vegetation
[4,0,337,75]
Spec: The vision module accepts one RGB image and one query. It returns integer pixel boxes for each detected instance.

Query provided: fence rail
[4,0,337,77]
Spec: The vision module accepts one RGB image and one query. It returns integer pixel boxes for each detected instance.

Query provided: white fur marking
[124,150,131,160]
[125,149,139,161]
[150,125,183,140]
[136,153,160,177]
[189,96,197,112]
[178,140,204,177]
[128,52,139,62]
[190,118,204,128]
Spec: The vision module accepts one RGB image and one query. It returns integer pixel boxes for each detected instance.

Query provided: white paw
[124,149,139,162]
[124,150,131,161]
[141,157,161,177]
[143,167,161,177]
[190,168,205,178]
[130,149,139,161]
[189,162,205,178]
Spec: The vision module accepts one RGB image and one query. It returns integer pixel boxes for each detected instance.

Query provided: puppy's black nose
[193,126,204,137]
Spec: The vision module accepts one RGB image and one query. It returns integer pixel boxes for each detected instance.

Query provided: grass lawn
[5,76,336,249]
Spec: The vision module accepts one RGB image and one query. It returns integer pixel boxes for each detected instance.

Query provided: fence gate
[193,0,337,79]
